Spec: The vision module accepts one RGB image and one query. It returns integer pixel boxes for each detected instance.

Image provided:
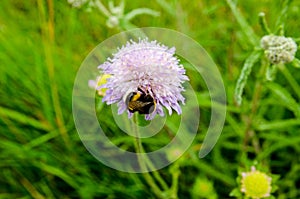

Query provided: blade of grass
[255,119,300,131]
[33,161,79,190]
[0,106,51,131]
[37,0,69,145]
[225,0,259,47]
[20,175,46,199]
[24,130,60,149]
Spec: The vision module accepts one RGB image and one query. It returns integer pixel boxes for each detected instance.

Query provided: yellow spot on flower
[241,166,272,199]
[96,74,111,96]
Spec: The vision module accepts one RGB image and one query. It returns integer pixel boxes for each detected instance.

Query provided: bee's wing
[129,101,153,113]
[128,101,146,110]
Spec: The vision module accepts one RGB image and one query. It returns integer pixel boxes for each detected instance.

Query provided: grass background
[1,0,300,198]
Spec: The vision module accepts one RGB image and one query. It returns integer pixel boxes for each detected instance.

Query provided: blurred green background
[1,0,300,198]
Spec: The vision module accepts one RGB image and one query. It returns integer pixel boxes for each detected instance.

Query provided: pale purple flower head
[97,38,189,120]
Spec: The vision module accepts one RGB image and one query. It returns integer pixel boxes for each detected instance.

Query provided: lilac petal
[117,101,127,114]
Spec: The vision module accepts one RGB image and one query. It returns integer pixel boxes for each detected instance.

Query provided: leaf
[229,188,242,197]
[234,50,262,105]
[265,64,278,81]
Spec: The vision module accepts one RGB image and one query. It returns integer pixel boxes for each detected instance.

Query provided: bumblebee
[125,88,156,114]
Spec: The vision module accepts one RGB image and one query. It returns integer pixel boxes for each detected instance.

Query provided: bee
[125,88,156,114]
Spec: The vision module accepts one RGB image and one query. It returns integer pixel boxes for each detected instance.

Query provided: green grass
[1,0,300,198]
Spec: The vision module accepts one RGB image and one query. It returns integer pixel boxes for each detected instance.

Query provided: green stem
[124,8,160,21]
[133,116,169,191]
[258,12,271,35]
[140,146,169,191]
[94,0,111,17]
[242,58,268,159]
[169,164,180,199]
[132,114,165,199]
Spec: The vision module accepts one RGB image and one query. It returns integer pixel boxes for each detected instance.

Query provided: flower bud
[261,35,297,64]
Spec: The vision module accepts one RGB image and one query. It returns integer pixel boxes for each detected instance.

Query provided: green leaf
[266,64,278,81]
[229,188,242,197]
[234,50,262,105]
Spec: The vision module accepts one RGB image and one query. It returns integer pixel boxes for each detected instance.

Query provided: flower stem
[132,114,165,198]
[242,59,268,158]
[258,12,271,35]
[139,146,169,191]
[169,163,180,199]
[132,117,168,191]
[94,0,111,17]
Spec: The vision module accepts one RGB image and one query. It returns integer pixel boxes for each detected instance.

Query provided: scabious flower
[96,38,189,120]
[240,166,272,199]
[261,35,297,64]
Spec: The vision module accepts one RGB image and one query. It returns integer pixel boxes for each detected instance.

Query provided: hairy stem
[242,59,268,158]
[132,114,166,198]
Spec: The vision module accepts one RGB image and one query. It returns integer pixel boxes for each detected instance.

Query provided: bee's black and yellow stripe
[125,89,156,114]
[130,92,141,102]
